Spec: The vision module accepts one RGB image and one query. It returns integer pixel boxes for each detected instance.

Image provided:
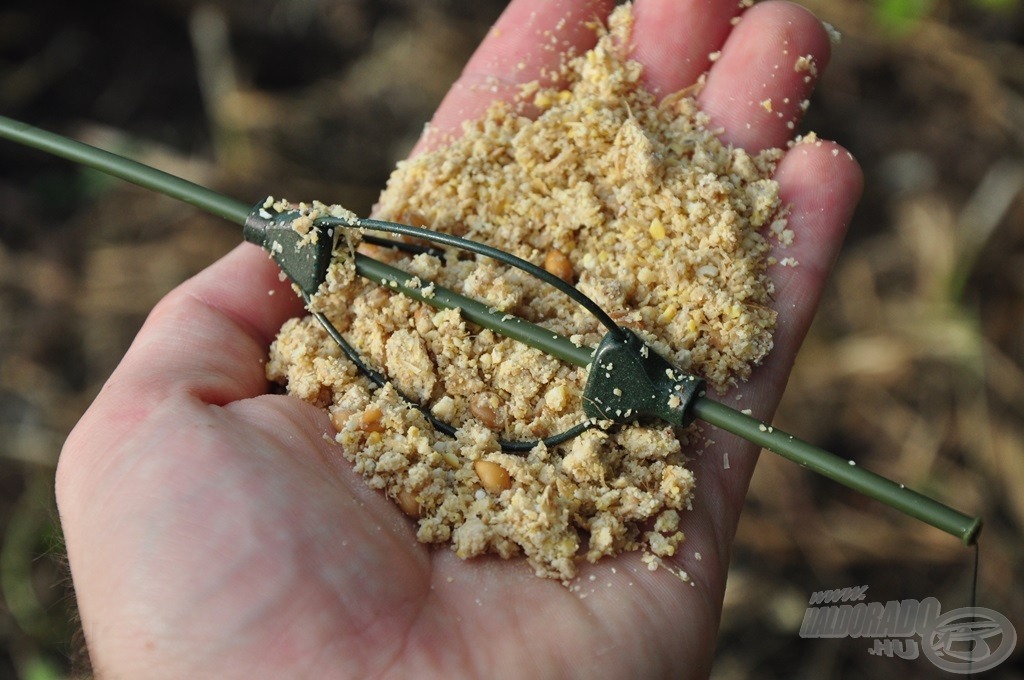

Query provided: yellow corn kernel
[649,218,667,240]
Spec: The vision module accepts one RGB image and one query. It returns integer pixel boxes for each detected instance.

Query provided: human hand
[56,1,862,678]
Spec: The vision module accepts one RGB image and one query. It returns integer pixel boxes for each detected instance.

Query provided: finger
[629,0,742,95]
[411,0,615,154]
[698,1,832,152]
[698,139,863,527]
[764,139,863,389]
[92,243,305,416]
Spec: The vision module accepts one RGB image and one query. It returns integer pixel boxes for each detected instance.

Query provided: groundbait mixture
[267,5,792,581]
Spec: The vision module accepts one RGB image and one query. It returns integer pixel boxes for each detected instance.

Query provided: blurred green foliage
[873,0,1021,31]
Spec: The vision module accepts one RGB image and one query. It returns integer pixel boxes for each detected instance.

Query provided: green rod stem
[0,114,249,225]
[2,114,981,546]
[356,255,594,368]
[693,398,982,545]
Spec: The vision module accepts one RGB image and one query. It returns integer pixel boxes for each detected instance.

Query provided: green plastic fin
[243,205,339,297]
[582,328,706,427]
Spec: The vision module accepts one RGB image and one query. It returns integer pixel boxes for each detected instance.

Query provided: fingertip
[699,0,834,152]
[629,0,741,96]
[776,138,863,240]
[411,0,616,155]
[181,242,307,347]
[89,242,308,419]
[768,138,862,334]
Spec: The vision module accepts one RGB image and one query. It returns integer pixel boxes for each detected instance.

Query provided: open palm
[57,1,862,678]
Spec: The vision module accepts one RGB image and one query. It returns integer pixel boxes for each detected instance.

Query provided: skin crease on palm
[55,1,863,678]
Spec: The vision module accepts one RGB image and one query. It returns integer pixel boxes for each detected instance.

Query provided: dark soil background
[1,0,1022,678]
